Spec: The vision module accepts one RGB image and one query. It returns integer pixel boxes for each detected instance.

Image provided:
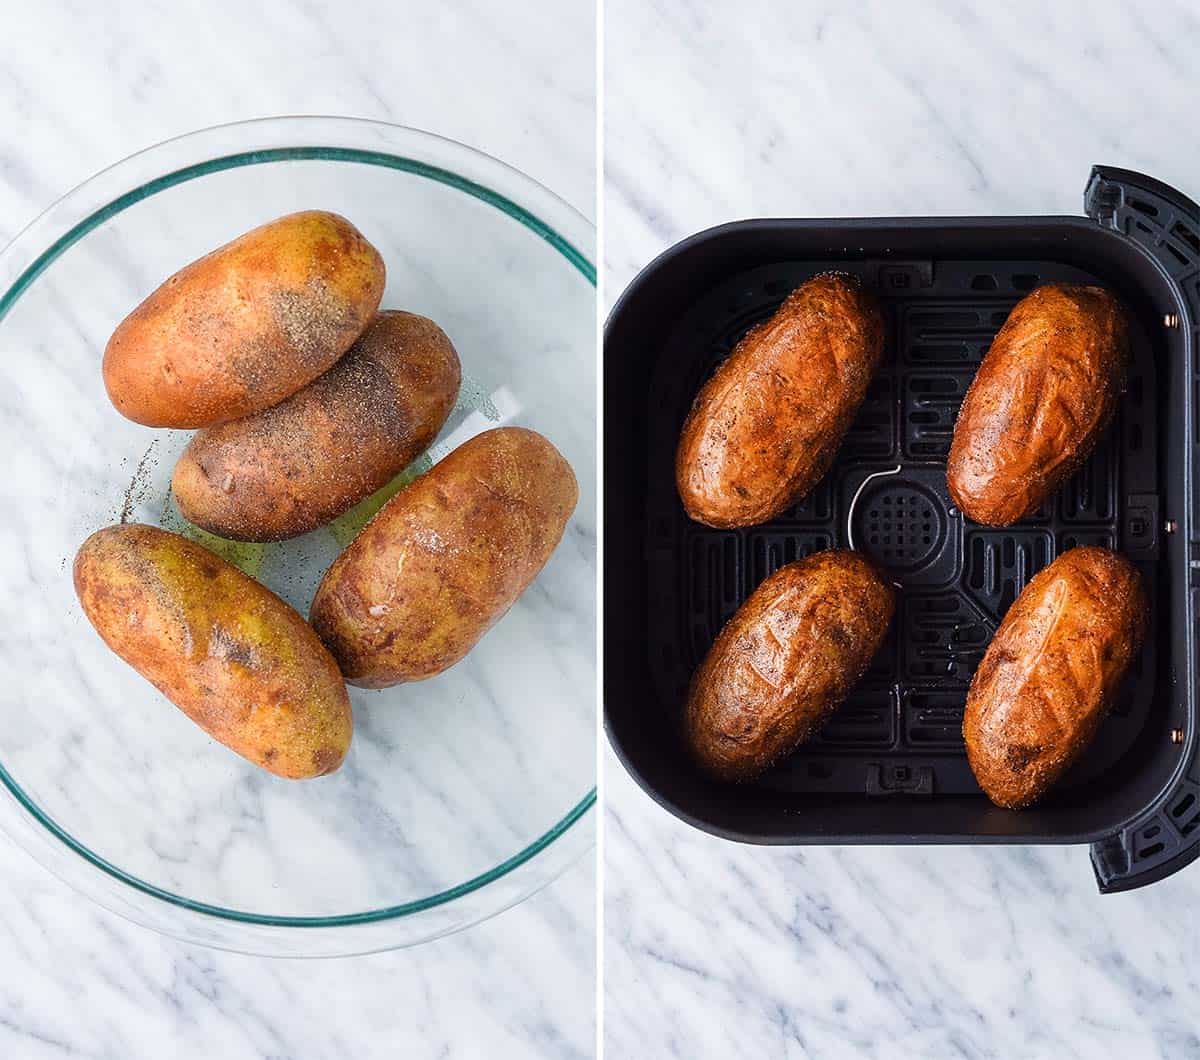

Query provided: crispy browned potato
[685,549,894,782]
[171,311,461,542]
[74,524,352,779]
[103,211,385,428]
[310,427,578,687]
[964,546,1145,809]
[947,283,1129,526]
[676,273,884,529]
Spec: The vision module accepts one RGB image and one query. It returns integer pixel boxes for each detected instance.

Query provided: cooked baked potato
[964,546,1146,809]
[310,426,578,687]
[947,283,1129,526]
[685,549,894,782]
[171,311,461,541]
[676,273,884,528]
[74,523,352,779]
[103,211,385,428]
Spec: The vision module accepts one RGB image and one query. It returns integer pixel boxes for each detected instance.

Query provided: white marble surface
[0,1,595,1057]
[604,2,1200,1057]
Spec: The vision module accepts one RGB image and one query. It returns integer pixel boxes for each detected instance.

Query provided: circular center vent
[852,481,946,572]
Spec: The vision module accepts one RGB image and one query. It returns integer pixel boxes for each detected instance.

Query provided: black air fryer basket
[604,167,1200,892]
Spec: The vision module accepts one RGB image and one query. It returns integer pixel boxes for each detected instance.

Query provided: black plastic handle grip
[1085,166,1200,892]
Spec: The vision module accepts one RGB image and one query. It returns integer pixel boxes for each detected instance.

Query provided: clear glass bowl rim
[0,115,596,953]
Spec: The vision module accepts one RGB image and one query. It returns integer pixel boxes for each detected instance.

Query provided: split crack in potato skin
[963,546,1146,809]
[675,272,884,530]
[947,283,1130,527]
[685,549,895,783]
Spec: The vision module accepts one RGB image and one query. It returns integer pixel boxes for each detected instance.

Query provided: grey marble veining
[604,2,1200,1057]
[0,845,596,1059]
[0,1,595,1057]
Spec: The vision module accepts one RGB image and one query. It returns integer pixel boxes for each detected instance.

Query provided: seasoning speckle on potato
[685,549,894,782]
[74,524,352,779]
[964,546,1146,809]
[676,273,884,529]
[103,210,386,428]
[947,283,1130,526]
[310,427,578,688]
[172,311,462,542]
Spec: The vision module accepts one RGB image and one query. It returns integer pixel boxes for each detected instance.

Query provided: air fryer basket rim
[604,166,1200,893]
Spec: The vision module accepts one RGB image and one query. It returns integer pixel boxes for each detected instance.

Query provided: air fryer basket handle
[1084,166,1200,892]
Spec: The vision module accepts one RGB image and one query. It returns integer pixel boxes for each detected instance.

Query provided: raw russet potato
[310,426,578,688]
[73,523,352,779]
[172,311,461,542]
[947,283,1129,526]
[964,546,1146,809]
[676,273,884,529]
[685,549,895,782]
[103,210,385,428]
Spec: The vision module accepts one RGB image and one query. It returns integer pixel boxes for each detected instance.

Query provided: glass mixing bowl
[0,117,595,956]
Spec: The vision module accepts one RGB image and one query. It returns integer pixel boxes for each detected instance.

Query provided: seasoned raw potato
[172,311,461,542]
[685,549,894,782]
[310,427,578,688]
[103,211,385,428]
[947,283,1129,526]
[676,273,884,529]
[73,524,352,779]
[964,547,1146,809]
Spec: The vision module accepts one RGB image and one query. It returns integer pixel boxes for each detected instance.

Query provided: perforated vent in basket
[863,491,936,564]
[644,258,1160,796]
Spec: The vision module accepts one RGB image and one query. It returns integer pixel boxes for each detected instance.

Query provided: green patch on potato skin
[73,523,351,779]
[159,489,268,577]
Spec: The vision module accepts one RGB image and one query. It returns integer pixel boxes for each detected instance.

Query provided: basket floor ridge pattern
[646,259,1159,796]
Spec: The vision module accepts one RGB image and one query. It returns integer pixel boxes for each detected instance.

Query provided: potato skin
[310,427,578,687]
[947,283,1129,526]
[685,550,895,782]
[73,524,352,779]
[964,547,1146,809]
[676,273,884,529]
[171,312,461,542]
[103,211,385,428]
